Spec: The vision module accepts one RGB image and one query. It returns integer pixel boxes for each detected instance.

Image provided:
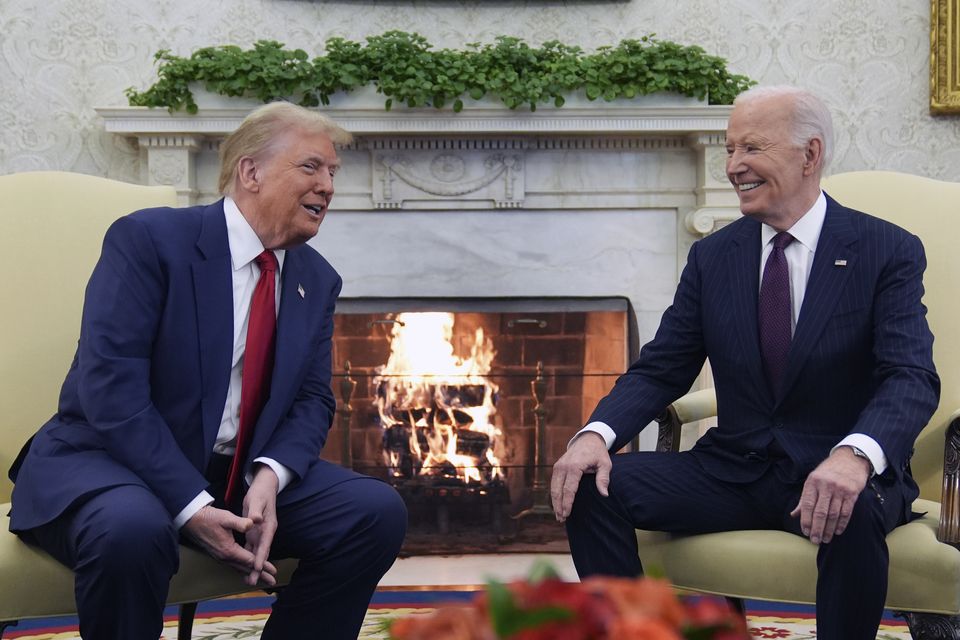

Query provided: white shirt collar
[223,196,286,272]
[760,191,827,253]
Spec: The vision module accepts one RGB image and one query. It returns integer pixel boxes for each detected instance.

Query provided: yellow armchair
[640,171,960,638]
[0,172,297,638]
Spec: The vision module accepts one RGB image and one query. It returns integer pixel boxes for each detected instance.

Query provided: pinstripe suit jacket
[591,194,939,512]
[9,201,344,532]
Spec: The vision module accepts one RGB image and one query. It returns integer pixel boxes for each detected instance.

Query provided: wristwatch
[847,445,876,477]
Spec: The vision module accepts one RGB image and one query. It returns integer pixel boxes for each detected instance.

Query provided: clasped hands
[549,433,873,545]
[183,464,280,586]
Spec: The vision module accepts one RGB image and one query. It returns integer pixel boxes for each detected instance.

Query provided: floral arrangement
[388,564,748,640]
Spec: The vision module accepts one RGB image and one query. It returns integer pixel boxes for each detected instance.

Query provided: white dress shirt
[575,191,887,475]
[173,197,295,528]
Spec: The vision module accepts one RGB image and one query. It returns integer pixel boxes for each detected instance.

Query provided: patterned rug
[4,590,913,639]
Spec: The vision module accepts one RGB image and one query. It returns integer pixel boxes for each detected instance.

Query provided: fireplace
[321,298,630,551]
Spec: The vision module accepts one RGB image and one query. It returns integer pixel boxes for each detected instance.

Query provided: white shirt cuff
[173,491,215,529]
[569,421,617,450]
[833,434,888,475]
[250,457,294,492]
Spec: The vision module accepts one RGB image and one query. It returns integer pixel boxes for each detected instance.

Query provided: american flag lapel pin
[297,283,305,298]
[834,259,847,267]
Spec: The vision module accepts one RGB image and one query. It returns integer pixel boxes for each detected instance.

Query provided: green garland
[126,31,755,114]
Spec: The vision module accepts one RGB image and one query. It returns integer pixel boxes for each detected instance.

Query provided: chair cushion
[636,499,960,614]
[0,508,297,621]
[0,172,181,504]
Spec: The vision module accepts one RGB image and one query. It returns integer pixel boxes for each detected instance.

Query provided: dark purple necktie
[759,232,794,392]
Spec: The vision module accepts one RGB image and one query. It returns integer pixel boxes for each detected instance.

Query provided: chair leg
[0,620,18,638]
[897,611,960,639]
[178,601,199,640]
[725,596,746,620]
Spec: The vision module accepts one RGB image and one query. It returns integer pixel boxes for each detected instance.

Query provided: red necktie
[225,250,279,505]
[758,232,794,392]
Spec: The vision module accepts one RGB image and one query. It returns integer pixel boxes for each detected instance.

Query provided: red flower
[497,578,613,639]
[390,605,496,640]
[606,617,684,639]
[583,576,686,628]
[389,568,751,640]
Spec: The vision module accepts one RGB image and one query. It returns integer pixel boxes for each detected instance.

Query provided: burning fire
[374,312,503,484]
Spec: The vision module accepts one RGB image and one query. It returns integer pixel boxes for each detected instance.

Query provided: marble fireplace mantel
[95,98,741,236]
[95,96,744,342]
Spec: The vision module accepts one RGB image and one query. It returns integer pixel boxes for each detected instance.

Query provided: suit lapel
[272,249,312,396]
[777,197,858,403]
[726,219,770,401]
[192,201,234,456]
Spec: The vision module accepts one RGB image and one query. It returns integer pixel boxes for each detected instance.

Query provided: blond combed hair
[218,102,353,195]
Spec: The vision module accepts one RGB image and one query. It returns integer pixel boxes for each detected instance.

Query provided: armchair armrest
[938,409,960,545]
[657,395,960,547]
[655,389,717,453]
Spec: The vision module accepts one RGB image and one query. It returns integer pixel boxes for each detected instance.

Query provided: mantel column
[685,133,741,237]
[137,135,203,206]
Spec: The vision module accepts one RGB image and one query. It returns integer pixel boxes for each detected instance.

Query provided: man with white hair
[551,85,939,639]
[9,102,407,639]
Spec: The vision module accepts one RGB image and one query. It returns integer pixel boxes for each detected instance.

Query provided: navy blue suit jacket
[590,195,939,517]
[9,201,343,531]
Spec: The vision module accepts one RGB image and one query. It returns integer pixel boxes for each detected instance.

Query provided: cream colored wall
[1,0,958,181]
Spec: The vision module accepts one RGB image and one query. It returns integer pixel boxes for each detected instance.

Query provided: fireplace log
[437,383,487,407]
[455,429,491,457]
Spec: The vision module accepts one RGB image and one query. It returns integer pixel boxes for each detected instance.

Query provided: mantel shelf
[96,104,733,137]
[94,100,738,245]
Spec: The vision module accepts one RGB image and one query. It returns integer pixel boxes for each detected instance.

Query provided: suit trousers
[21,460,407,640]
[565,450,905,640]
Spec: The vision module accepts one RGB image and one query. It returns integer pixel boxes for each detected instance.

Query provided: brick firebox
[321,299,631,516]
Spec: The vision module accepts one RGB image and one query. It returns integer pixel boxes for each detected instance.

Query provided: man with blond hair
[552,86,939,639]
[9,102,407,639]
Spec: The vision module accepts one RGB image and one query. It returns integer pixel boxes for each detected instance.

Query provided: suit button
[745,451,763,461]
[774,422,784,429]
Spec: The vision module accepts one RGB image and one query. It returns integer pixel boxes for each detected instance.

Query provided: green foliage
[126,31,755,113]
[525,556,563,583]
[486,579,575,638]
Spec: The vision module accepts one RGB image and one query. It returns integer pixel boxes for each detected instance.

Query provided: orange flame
[374,312,502,484]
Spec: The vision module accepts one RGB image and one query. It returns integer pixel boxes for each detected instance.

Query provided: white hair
[734,85,834,170]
